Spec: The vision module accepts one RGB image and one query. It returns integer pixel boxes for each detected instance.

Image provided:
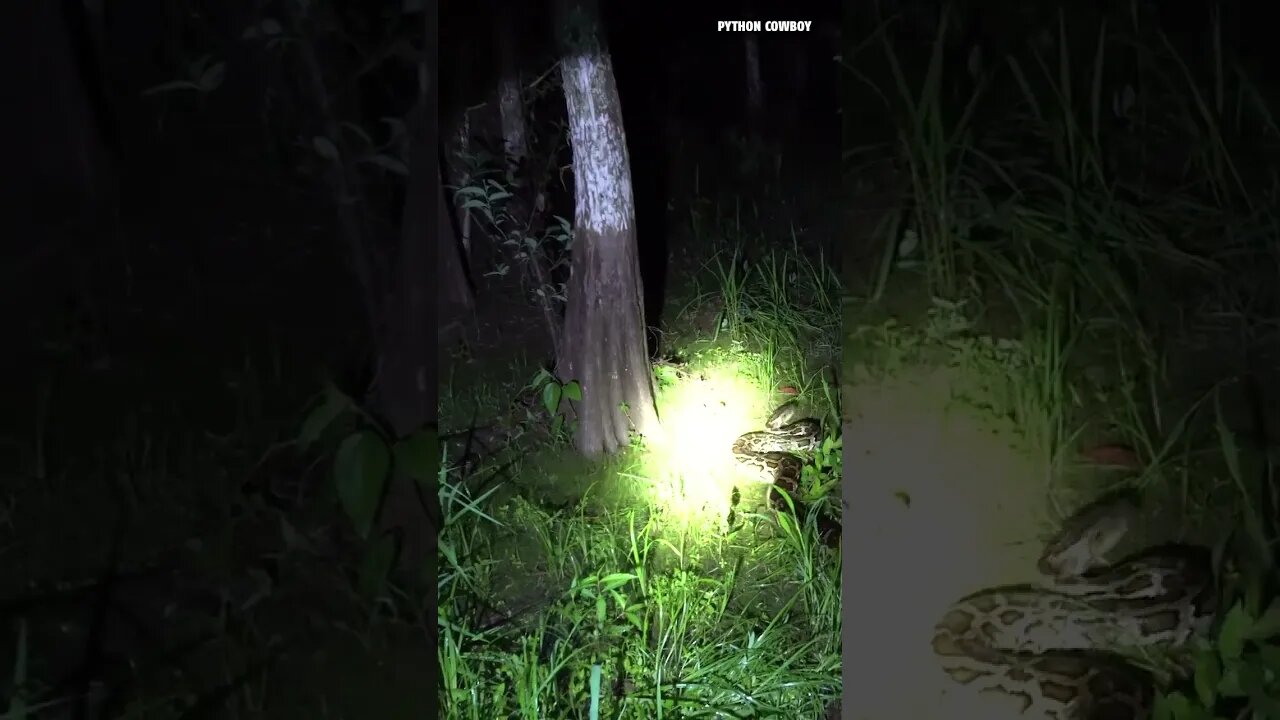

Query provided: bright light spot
[637,358,775,530]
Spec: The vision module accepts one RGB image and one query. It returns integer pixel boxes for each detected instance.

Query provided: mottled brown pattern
[931,494,1213,718]
[731,404,841,547]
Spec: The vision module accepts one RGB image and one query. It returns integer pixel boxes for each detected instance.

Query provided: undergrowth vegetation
[843,3,1280,716]
[437,135,843,717]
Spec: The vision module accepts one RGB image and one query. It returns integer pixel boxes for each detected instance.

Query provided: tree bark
[743,32,765,134]
[555,0,660,458]
[368,3,439,586]
[1,0,118,362]
[289,2,381,337]
[495,10,528,178]
[2,0,115,223]
[438,162,474,333]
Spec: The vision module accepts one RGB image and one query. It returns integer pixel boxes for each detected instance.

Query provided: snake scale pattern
[730,402,840,547]
[931,490,1216,719]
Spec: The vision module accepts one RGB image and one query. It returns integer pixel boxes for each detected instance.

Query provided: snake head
[1038,489,1141,578]
[764,401,804,430]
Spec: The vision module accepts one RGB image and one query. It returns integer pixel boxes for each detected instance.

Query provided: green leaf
[334,430,390,539]
[542,381,563,415]
[1151,692,1169,720]
[140,78,203,96]
[1257,643,1280,671]
[361,153,410,176]
[357,532,397,600]
[1246,599,1280,641]
[1216,662,1244,697]
[393,428,439,485]
[822,435,841,456]
[599,573,637,592]
[1194,650,1221,707]
[313,135,340,162]
[439,539,460,573]
[1154,690,1191,720]
[570,575,598,595]
[298,385,352,450]
[1238,662,1280,716]
[1245,571,1264,618]
[10,617,27,718]
[1218,602,1252,662]
[589,664,602,720]
[563,381,582,402]
[529,367,554,388]
[198,61,226,91]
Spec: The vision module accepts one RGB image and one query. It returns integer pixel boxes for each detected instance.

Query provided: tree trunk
[3,0,115,223]
[442,112,474,257]
[368,4,439,586]
[743,32,765,135]
[440,36,482,266]
[438,162,474,333]
[782,42,807,138]
[495,11,529,178]
[2,0,118,361]
[289,2,381,337]
[555,0,660,458]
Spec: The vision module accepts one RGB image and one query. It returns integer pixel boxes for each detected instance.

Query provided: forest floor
[438,131,845,718]
[836,169,1270,719]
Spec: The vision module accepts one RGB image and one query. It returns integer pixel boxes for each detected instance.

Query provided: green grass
[436,132,843,719]
[437,342,842,718]
[438,469,840,719]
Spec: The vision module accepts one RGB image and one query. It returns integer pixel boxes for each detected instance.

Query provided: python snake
[730,402,840,547]
[931,490,1216,719]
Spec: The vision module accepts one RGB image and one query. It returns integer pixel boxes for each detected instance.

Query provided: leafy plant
[524,368,582,440]
[451,136,574,354]
[298,383,439,596]
[1156,598,1280,720]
